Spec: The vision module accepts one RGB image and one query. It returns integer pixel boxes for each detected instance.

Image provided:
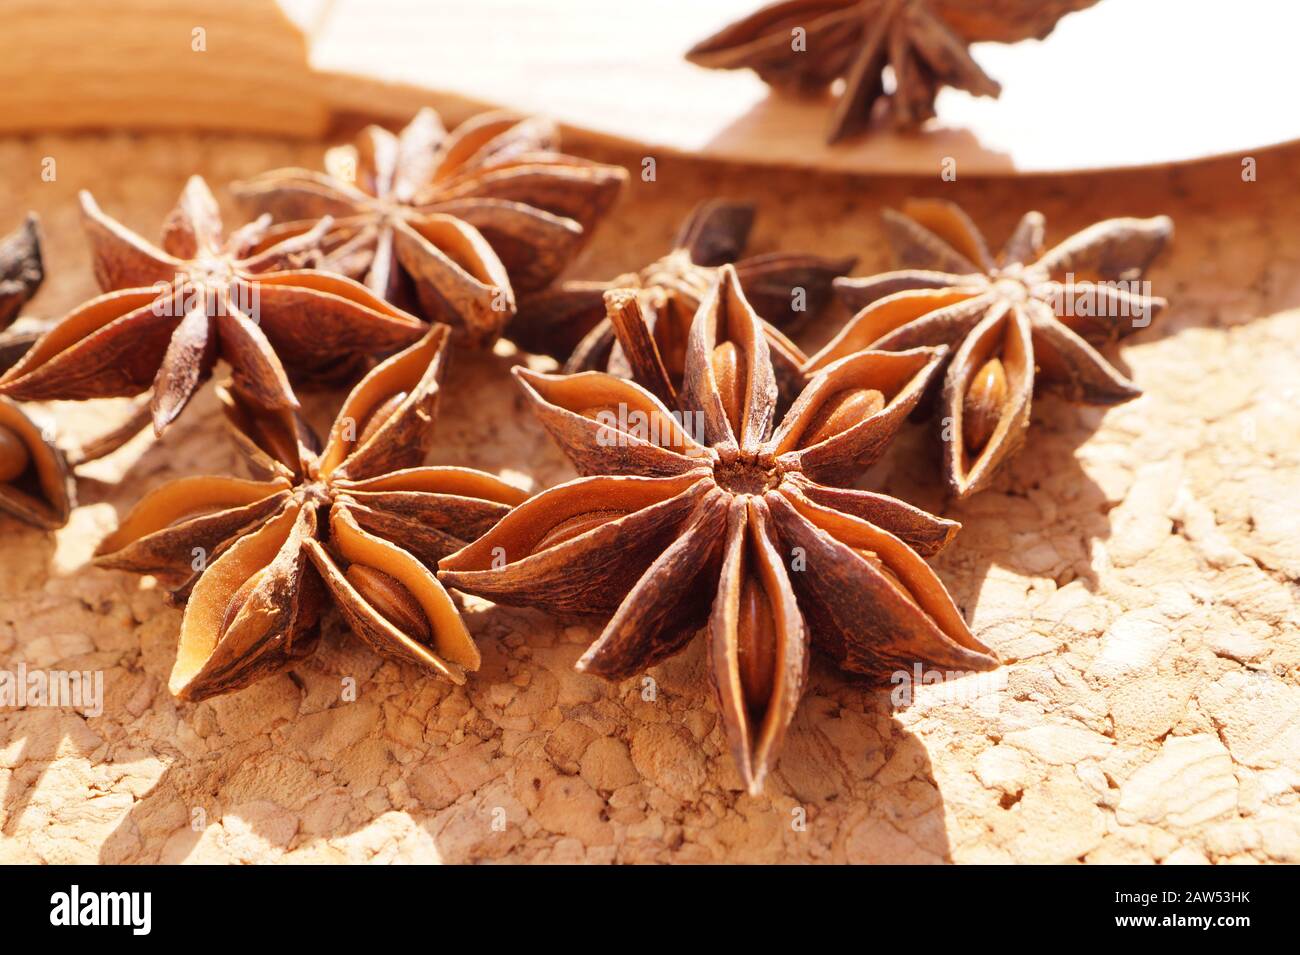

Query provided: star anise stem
[67,395,154,466]
[603,288,677,409]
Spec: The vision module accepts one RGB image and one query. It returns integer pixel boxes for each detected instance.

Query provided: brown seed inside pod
[802,387,885,446]
[345,563,430,641]
[0,425,30,483]
[531,509,626,554]
[737,575,777,716]
[219,569,268,637]
[356,392,408,448]
[962,357,1007,454]
[711,341,744,434]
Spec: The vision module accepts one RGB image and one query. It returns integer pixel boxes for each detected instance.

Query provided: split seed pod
[95,324,526,701]
[441,266,997,793]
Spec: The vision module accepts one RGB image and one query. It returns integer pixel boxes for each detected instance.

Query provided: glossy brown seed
[219,569,268,637]
[962,356,1007,453]
[803,387,885,447]
[0,424,29,483]
[345,563,430,640]
[711,341,744,434]
[357,391,408,448]
[531,509,626,554]
[737,575,777,716]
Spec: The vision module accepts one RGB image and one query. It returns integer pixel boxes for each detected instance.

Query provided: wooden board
[2,0,1297,175]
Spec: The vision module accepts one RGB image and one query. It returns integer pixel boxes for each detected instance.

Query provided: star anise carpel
[440,265,997,793]
[510,199,854,404]
[232,108,628,348]
[94,324,527,701]
[0,214,43,333]
[686,0,1098,143]
[810,198,1173,498]
[0,396,73,530]
[0,214,74,531]
[0,176,427,452]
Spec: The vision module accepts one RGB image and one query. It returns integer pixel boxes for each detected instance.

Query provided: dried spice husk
[0,215,46,378]
[0,214,43,332]
[232,108,628,347]
[441,266,996,793]
[0,177,427,457]
[0,396,74,530]
[95,324,527,701]
[510,199,854,405]
[812,199,1173,498]
[685,0,1097,142]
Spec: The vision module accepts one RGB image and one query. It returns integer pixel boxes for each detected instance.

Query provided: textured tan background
[1,130,1298,863]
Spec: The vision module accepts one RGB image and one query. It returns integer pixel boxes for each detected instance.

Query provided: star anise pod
[0,177,426,451]
[0,214,43,333]
[231,108,628,347]
[439,266,997,793]
[94,325,526,701]
[509,199,854,403]
[0,396,73,530]
[809,198,1173,498]
[686,0,1098,142]
[0,215,74,530]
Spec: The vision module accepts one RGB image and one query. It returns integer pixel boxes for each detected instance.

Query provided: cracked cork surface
[1,130,1298,864]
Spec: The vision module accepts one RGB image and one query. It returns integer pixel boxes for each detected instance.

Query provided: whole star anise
[809,198,1173,498]
[232,108,628,347]
[95,325,526,701]
[686,0,1098,142]
[0,177,427,447]
[509,199,854,403]
[439,266,997,792]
